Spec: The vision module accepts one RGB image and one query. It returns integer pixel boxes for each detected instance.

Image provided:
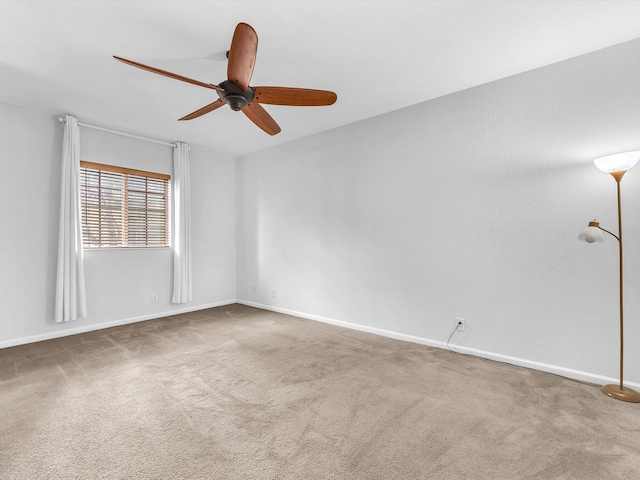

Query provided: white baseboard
[0,299,237,349]
[238,300,640,390]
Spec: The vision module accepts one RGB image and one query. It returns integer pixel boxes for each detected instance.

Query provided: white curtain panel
[55,115,87,322]
[172,142,193,304]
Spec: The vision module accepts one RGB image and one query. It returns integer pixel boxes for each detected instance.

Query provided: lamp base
[602,384,640,403]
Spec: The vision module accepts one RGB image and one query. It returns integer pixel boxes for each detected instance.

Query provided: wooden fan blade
[113,56,223,91]
[178,99,226,121]
[242,102,281,135]
[253,87,337,106]
[227,23,258,91]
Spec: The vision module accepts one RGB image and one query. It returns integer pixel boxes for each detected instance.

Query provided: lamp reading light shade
[593,151,640,174]
[578,221,604,243]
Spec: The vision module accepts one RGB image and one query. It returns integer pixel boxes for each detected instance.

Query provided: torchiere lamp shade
[593,151,640,174]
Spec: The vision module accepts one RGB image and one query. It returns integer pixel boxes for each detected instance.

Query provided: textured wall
[236,38,640,384]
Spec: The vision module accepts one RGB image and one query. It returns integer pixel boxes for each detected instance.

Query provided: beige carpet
[1,304,639,479]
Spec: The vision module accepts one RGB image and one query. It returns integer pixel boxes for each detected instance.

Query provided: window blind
[79,161,170,248]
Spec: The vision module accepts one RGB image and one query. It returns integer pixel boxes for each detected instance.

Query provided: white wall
[0,102,236,346]
[236,38,640,385]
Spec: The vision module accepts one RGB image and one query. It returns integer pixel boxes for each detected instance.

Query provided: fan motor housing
[218,80,255,111]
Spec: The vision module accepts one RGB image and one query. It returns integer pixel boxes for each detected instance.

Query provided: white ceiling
[2,1,640,158]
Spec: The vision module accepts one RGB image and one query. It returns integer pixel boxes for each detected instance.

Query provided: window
[79,161,170,249]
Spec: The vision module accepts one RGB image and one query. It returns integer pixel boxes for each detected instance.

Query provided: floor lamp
[579,151,640,403]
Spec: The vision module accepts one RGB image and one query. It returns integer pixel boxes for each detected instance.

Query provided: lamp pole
[601,171,633,400]
[616,174,624,394]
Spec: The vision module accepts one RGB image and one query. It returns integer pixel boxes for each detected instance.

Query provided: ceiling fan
[114,22,337,136]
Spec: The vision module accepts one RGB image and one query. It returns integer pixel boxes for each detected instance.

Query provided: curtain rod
[58,117,178,148]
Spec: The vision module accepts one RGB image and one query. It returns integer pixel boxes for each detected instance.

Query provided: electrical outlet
[272,289,277,298]
[151,294,158,304]
[456,317,466,332]
[252,285,257,295]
